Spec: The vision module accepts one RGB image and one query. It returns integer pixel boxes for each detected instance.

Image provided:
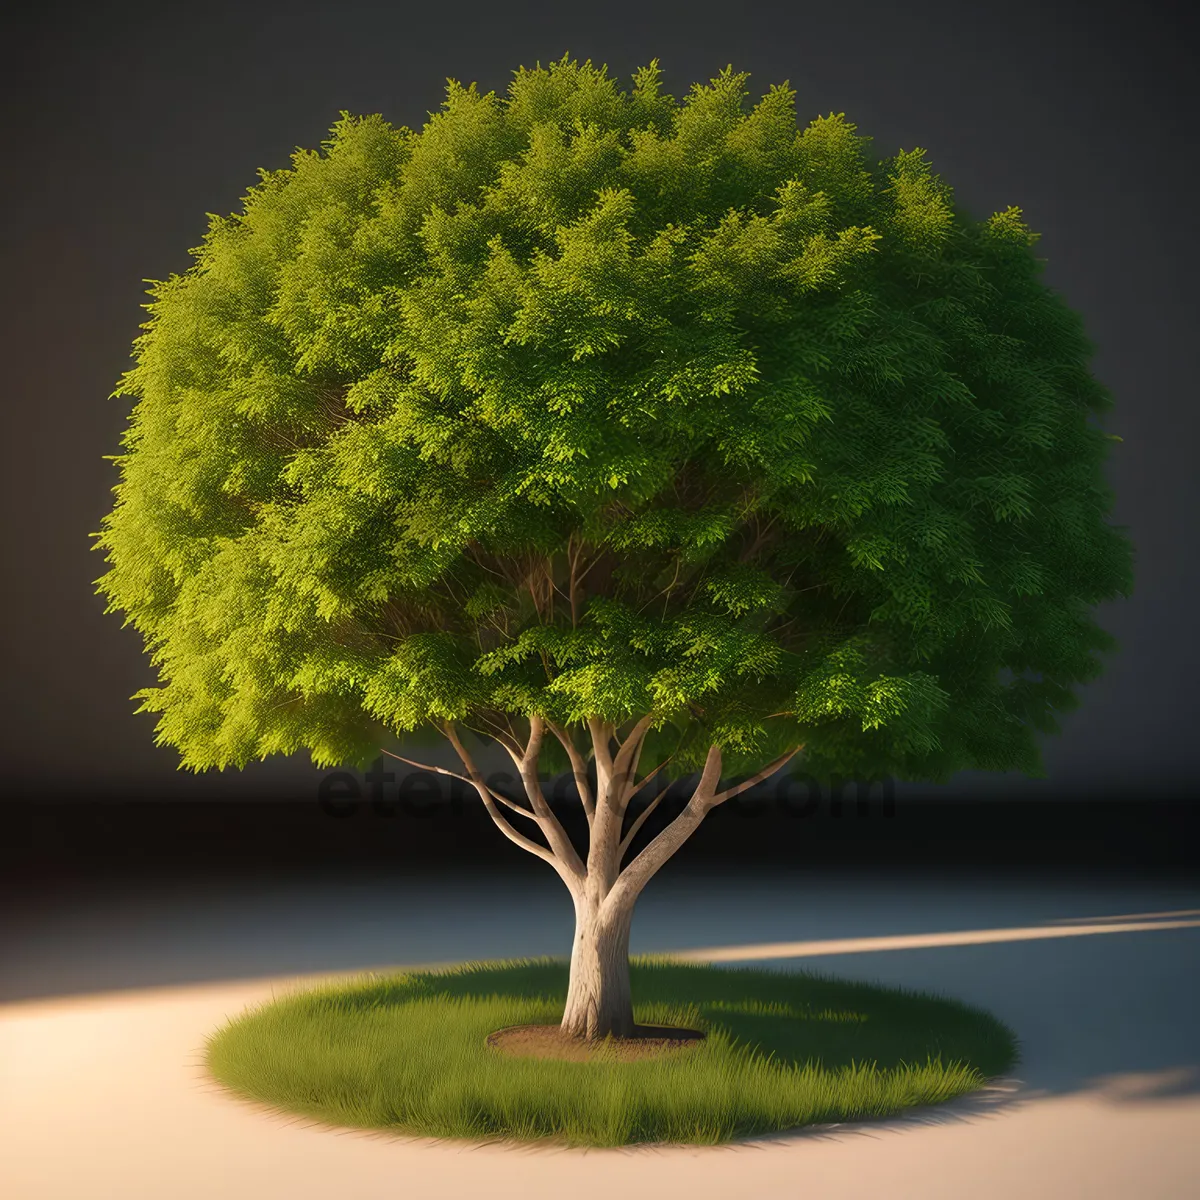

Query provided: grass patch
[203,956,1018,1148]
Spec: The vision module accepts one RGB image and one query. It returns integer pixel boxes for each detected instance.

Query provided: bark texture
[561,891,636,1039]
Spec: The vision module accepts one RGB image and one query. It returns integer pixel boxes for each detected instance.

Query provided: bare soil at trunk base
[486,1022,707,1062]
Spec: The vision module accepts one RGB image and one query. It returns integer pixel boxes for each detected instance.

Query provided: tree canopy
[92,54,1134,792]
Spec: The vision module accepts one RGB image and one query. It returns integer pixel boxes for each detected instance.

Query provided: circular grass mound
[203,956,1018,1148]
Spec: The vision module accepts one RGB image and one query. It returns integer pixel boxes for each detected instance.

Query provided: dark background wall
[2,1,1197,840]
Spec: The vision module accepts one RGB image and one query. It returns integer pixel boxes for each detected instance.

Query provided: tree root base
[485,1023,706,1062]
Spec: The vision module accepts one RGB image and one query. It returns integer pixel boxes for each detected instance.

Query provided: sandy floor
[2,868,1199,1199]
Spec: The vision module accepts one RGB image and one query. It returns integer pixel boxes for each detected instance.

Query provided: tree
[91,54,1134,1040]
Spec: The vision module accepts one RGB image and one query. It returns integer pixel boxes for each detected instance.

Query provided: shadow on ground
[3,864,1199,1125]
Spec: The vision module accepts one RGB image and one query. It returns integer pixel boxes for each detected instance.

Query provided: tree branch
[628,753,674,800]
[635,555,685,616]
[472,711,526,761]
[614,745,677,860]
[600,743,725,921]
[377,748,536,820]
[611,712,656,812]
[618,789,665,860]
[440,723,582,889]
[544,718,596,824]
[738,510,782,564]
[568,532,580,629]
[587,716,617,797]
[601,743,803,921]
[709,746,804,808]
[515,715,587,877]
[451,715,586,873]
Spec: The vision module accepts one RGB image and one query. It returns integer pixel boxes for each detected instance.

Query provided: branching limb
[463,541,508,582]
[568,532,580,628]
[629,752,673,799]
[709,746,804,808]
[514,715,587,878]
[587,716,617,797]
[471,711,525,761]
[378,749,535,821]
[738,510,783,564]
[615,746,677,860]
[578,545,609,579]
[600,743,725,920]
[635,555,684,616]
[439,723,582,890]
[612,713,656,811]
[618,789,665,860]
[601,743,804,921]
[585,715,626,879]
[544,718,595,825]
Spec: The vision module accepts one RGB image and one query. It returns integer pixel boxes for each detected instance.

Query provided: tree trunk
[433,718,802,1043]
[560,889,636,1039]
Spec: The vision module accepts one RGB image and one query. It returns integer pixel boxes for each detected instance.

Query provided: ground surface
[486,1021,708,1061]
[2,865,1199,1198]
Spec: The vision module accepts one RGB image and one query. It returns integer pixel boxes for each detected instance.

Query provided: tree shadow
[4,868,1199,1127]
[300,956,1018,1080]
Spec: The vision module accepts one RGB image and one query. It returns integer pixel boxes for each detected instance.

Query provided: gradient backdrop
[3,0,1196,828]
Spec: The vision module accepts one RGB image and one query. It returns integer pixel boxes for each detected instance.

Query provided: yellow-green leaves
[363,633,487,730]
[93,56,1133,785]
[499,187,657,362]
[986,204,1041,247]
[703,564,785,615]
[685,181,880,310]
[883,148,956,254]
[793,112,878,214]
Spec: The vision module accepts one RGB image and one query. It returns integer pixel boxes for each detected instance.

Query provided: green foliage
[92,53,1133,789]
